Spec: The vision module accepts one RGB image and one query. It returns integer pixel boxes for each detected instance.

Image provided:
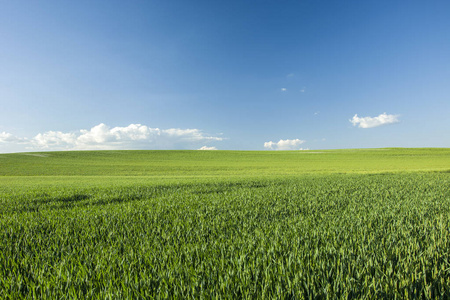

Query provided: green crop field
[1,148,449,298]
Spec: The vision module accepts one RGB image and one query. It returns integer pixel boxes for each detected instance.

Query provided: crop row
[1,173,449,298]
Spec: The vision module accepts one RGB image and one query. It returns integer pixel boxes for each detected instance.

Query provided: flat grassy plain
[1,148,449,298]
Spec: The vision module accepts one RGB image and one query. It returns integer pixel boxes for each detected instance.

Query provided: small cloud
[350,112,400,128]
[286,73,295,78]
[281,88,287,92]
[198,146,218,150]
[0,132,27,144]
[300,87,306,93]
[264,138,305,150]
[314,111,319,115]
[163,128,223,141]
[0,132,18,143]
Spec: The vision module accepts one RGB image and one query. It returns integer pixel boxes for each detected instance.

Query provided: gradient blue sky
[1,0,449,152]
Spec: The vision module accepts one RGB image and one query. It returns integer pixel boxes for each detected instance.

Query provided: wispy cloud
[0,123,223,152]
[264,138,306,150]
[0,132,30,146]
[198,146,218,150]
[281,88,287,92]
[0,132,23,143]
[350,113,400,128]
[286,73,295,78]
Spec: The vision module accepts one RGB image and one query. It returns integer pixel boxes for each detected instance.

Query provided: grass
[1,148,449,177]
[0,148,449,298]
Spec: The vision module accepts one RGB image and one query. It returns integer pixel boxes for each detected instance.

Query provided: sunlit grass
[1,148,449,176]
[0,148,449,298]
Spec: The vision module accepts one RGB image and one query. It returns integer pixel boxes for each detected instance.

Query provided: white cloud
[0,123,223,152]
[286,73,295,78]
[0,132,18,143]
[163,128,222,141]
[33,131,77,148]
[198,146,218,150]
[300,87,306,93]
[350,112,400,128]
[0,132,28,144]
[264,139,306,150]
[75,123,161,148]
[281,88,287,92]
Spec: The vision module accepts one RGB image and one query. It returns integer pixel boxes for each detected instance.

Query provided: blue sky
[1,0,449,152]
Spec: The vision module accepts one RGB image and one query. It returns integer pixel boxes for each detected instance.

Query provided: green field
[1,148,449,298]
